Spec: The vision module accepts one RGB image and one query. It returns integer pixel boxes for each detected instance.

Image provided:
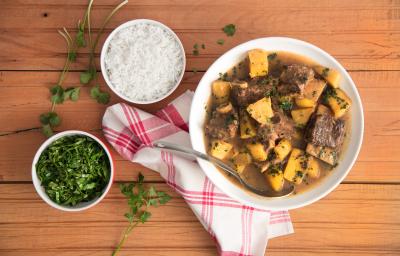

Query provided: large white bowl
[189,37,364,210]
[32,130,114,212]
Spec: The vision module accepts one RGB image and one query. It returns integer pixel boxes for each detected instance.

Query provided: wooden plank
[0,1,399,32]
[0,183,399,254]
[0,31,399,71]
[2,0,399,8]
[0,250,218,256]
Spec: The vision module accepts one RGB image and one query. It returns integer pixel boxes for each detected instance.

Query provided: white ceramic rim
[31,130,115,212]
[100,19,186,105]
[189,37,364,211]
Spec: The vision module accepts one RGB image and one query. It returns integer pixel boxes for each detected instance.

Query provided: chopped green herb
[201,43,206,49]
[222,24,236,37]
[322,67,330,77]
[279,100,293,111]
[35,135,110,206]
[268,52,277,61]
[225,114,235,125]
[217,39,225,45]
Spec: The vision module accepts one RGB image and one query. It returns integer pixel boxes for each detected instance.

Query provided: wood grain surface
[0,0,399,255]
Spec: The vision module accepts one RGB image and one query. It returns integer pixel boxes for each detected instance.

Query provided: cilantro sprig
[39,0,128,137]
[112,173,171,256]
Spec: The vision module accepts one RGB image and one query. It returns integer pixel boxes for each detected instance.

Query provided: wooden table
[1,0,400,255]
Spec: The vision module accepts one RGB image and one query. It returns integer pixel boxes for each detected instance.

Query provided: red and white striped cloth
[102,91,293,256]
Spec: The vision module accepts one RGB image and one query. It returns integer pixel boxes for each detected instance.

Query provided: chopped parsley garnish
[193,43,200,55]
[201,43,206,49]
[219,72,228,81]
[322,67,330,77]
[217,39,225,45]
[225,114,236,125]
[222,24,236,36]
[279,99,293,111]
[35,135,110,206]
[268,52,277,61]
[324,87,349,109]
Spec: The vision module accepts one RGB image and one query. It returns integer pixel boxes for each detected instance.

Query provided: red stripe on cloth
[201,179,208,228]
[247,208,254,255]
[220,251,252,256]
[240,207,246,254]
[208,181,216,237]
[131,108,152,145]
[121,104,145,144]
[144,125,181,143]
[103,132,136,154]
[156,104,189,131]
[103,126,140,152]
[269,217,292,225]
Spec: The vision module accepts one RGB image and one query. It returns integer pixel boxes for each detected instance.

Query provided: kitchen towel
[102,90,293,256]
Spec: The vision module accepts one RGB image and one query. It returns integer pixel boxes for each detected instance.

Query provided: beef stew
[204,50,352,195]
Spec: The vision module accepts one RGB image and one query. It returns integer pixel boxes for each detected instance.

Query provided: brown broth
[204,51,351,196]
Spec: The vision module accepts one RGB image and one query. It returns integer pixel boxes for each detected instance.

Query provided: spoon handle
[152,141,242,181]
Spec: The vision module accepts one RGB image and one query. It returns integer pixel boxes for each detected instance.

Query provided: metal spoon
[153,141,294,198]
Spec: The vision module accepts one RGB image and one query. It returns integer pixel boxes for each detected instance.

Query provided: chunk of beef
[231,80,274,107]
[256,111,295,144]
[304,112,345,148]
[279,64,315,96]
[205,103,239,140]
[271,111,296,139]
[257,123,278,144]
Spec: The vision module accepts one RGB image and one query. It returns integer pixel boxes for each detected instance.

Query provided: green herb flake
[217,39,225,45]
[268,52,277,61]
[279,100,293,111]
[222,24,236,37]
[322,67,330,77]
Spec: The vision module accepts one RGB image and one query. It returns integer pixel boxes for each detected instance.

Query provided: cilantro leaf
[41,124,53,137]
[68,51,77,62]
[50,85,65,104]
[76,28,86,48]
[139,211,151,223]
[217,39,225,45]
[90,85,110,104]
[64,87,80,102]
[80,67,96,85]
[222,24,236,37]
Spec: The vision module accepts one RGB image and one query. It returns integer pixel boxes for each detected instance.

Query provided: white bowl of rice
[101,19,186,104]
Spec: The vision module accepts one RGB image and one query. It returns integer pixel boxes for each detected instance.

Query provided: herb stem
[112,221,139,256]
[86,0,94,49]
[57,29,72,85]
[93,0,128,51]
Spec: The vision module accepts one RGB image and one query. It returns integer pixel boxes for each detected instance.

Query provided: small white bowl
[189,37,364,211]
[32,130,114,212]
[100,19,186,104]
